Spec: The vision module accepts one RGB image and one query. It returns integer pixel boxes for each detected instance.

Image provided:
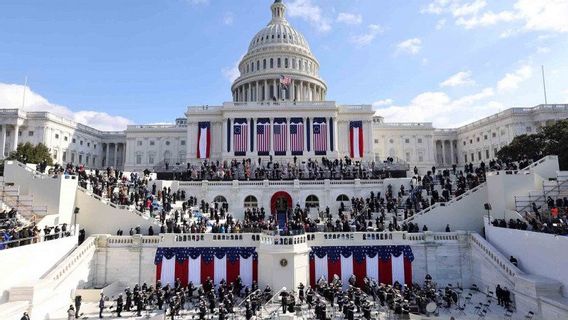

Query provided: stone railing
[469,233,522,279]
[259,233,308,246]
[405,182,487,222]
[178,178,388,188]
[76,186,152,220]
[44,236,96,282]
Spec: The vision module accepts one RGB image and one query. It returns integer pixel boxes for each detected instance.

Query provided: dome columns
[232,78,326,102]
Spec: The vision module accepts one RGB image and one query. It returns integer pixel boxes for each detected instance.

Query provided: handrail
[469,233,523,279]
[43,236,96,282]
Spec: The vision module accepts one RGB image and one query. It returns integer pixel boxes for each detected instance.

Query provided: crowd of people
[176,157,408,181]
[0,207,73,250]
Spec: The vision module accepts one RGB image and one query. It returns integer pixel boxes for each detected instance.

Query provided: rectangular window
[28,131,34,136]
[471,153,474,162]
[484,135,487,140]
[418,152,424,162]
[53,150,57,159]
[405,138,410,143]
[417,138,423,143]
[94,144,97,149]
[478,151,482,161]
[71,153,75,163]
[405,152,410,162]
[492,132,496,138]
[476,137,480,142]
[464,154,468,163]
[80,140,83,145]
[463,141,466,146]
[64,136,68,141]
[137,141,143,146]
[494,148,498,156]
[79,154,83,164]
[149,141,155,146]
[486,150,490,159]
[374,139,379,144]
[87,142,90,147]
[148,155,155,164]
[55,134,59,139]
[63,151,67,162]
[136,154,142,165]
[180,140,186,146]
[72,138,76,143]
[470,139,473,144]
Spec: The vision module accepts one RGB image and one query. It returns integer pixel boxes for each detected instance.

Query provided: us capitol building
[2,1,568,320]
[0,0,566,172]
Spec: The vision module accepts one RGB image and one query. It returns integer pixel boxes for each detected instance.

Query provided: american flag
[290,118,304,155]
[313,118,327,155]
[280,75,292,88]
[257,119,270,155]
[273,119,287,155]
[234,119,248,155]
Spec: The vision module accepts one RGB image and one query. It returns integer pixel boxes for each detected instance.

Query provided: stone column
[272,81,277,100]
[114,143,118,168]
[0,125,5,159]
[450,140,455,165]
[290,80,295,101]
[264,80,268,101]
[269,118,274,155]
[441,140,446,165]
[12,124,19,152]
[256,81,260,102]
[105,143,110,167]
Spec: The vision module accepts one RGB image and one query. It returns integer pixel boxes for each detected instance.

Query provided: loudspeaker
[484,203,492,210]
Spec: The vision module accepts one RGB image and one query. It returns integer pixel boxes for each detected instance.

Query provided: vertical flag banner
[313,118,328,155]
[290,117,304,155]
[329,117,334,152]
[273,118,287,156]
[233,118,248,156]
[349,121,364,159]
[197,122,211,159]
[257,118,271,156]
[308,245,413,288]
[155,247,258,288]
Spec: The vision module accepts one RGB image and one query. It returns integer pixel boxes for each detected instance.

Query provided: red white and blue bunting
[309,245,413,288]
[154,247,258,288]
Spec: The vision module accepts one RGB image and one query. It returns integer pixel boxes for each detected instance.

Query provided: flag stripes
[309,246,413,288]
[290,117,304,155]
[155,247,258,288]
[257,118,271,156]
[273,118,287,155]
[349,120,364,159]
[233,118,248,156]
[313,118,327,155]
[197,122,210,159]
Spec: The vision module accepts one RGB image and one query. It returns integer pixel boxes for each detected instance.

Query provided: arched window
[244,195,258,208]
[263,59,267,69]
[284,58,289,68]
[277,58,281,68]
[214,195,227,204]
[270,58,274,68]
[163,150,172,164]
[336,194,349,202]
[251,62,254,72]
[246,64,249,73]
[256,60,260,71]
[305,195,319,208]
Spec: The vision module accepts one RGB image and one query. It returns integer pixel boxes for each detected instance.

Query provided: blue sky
[0,0,567,130]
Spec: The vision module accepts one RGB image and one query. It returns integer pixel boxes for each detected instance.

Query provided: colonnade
[223,117,337,156]
[232,79,325,102]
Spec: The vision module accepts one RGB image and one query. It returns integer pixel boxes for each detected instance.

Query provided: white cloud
[287,0,332,32]
[423,0,568,34]
[0,83,132,131]
[497,65,533,92]
[440,71,476,87]
[452,0,487,17]
[456,10,517,29]
[375,88,498,127]
[337,12,362,25]
[221,54,244,83]
[515,0,568,33]
[222,12,234,26]
[372,99,394,107]
[436,19,447,30]
[396,38,422,55]
[351,24,384,46]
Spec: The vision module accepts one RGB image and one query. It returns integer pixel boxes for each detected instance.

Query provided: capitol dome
[231,0,327,103]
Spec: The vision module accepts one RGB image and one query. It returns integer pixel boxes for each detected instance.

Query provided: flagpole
[22,76,28,109]
[541,65,548,105]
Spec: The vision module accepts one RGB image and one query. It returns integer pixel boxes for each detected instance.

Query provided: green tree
[497,119,568,170]
[7,142,54,165]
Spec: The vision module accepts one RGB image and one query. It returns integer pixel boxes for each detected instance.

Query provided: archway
[270,191,292,229]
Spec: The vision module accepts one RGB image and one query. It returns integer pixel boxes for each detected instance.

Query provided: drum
[426,302,437,314]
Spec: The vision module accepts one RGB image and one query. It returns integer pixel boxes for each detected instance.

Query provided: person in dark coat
[74,295,82,318]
